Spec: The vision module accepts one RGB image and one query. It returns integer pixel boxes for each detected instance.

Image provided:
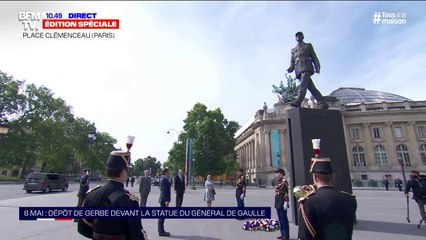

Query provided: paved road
[0,182,105,201]
[0,183,425,240]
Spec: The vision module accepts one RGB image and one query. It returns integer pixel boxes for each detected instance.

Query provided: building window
[353,146,366,167]
[374,145,389,166]
[418,126,426,139]
[361,174,368,180]
[373,127,382,139]
[396,144,411,166]
[394,127,403,138]
[352,128,360,140]
[420,144,426,165]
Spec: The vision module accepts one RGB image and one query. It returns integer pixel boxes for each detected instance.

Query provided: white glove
[284,202,289,210]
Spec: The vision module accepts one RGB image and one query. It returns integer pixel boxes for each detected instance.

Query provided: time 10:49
[45,13,62,19]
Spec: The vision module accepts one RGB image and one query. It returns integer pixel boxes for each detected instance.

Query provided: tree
[174,103,240,177]
[165,131,188,174]
[132,156,162,177]
[0,70,118,178]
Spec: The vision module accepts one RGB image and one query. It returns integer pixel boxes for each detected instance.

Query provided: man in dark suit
[174,169,186,207]
[298,158,357,240]
[287,31,328,110]
[139,169,151,207]
[158,168,171,237]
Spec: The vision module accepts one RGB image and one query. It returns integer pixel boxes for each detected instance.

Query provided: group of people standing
[74,151,365,240]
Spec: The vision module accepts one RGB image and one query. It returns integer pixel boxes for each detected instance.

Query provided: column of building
[407,121,421,167]
[384,122,397,168]
[362,123,375,168]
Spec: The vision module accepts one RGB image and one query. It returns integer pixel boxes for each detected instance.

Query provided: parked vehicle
[23,172,69,193]
[152,178,160,186]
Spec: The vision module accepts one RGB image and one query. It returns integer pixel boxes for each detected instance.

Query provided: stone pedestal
[286,107,352,225]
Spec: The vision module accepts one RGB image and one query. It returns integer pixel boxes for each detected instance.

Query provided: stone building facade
[235,88,426,185]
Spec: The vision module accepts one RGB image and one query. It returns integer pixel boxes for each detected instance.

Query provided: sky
[1,1,425,164]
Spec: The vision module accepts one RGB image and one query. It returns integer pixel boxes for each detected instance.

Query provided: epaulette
[86,185,101,194]
[341,191,356,197]
[126,192,139,202]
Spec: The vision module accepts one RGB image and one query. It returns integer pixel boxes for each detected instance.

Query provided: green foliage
[0,70,117,177]
[133,156,162,177]
[164,103,240,177]
[272,74,299,102]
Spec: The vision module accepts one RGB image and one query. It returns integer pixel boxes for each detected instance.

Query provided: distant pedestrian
[130,176,135,187]
[394,178,403,191]
[382,176,389,191]
[139,170,151,207]
[126,177,129,187]
[204,175,215,207]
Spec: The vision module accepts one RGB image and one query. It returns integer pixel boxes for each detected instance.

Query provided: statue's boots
[319,101,329,110]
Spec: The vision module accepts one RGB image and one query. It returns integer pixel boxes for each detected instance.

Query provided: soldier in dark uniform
[274,168,290,240]
[298,158,357,240]
[287,32,329,110]
[235,168,246,220]
[78,151,148,240]
[77,169,90,207]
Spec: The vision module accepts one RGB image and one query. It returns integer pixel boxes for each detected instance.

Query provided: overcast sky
[1,1,425,164]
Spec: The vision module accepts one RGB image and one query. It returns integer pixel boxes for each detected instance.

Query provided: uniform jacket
[235,176,247,198]
[78,180,144,240]
[174,175,185,193]
[298,186,357,240]
[274,177,289,209]
[139,176,151,195]
[288,42,320,79]
[159,176,171,204]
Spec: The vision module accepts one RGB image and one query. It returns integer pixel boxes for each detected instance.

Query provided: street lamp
[276,152,281,168]
[191,158,196,190]
[167,128,180,136]
[88,123,97,145]
[398,154,408,185]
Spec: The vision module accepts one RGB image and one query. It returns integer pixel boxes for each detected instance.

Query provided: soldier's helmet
[107,151,131,171]
[310,158,333,175]
[274,168,285,175]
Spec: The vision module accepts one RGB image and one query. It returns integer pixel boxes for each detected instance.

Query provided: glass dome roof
[328,87,411,105]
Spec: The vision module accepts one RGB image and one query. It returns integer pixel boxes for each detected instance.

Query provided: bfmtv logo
[18,12,42,31]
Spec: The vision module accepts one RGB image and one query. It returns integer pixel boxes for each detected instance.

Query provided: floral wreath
[242,219,280,232]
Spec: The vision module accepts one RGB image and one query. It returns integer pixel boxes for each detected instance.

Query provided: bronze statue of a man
[287,32,329,110]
